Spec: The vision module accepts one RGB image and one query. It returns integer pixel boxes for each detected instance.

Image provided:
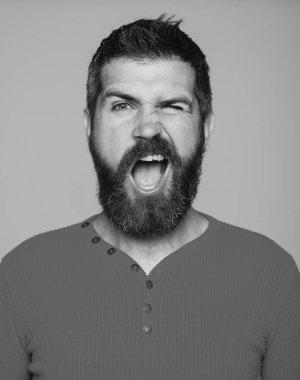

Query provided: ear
[83,108,91,139]
[203,112,214,145]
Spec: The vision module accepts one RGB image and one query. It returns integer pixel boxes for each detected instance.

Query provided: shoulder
[206,214,298,285]
[205,215,299,324]
[213,215,295,263]
[0,216,96,282]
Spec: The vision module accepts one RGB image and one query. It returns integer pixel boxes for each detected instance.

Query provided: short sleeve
[0,266,30,379]
[262,265,300,379]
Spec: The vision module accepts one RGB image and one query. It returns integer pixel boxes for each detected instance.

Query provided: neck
[92,207,209,259]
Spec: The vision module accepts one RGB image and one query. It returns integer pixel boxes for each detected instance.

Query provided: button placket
[128,263,154,336]
[131,263,140,272]
[145,279,153,289]
[142,324,152,334]
[91,236,100,244]
[141,277,155,339]
[107,247,116,255]
[142,303,152,313]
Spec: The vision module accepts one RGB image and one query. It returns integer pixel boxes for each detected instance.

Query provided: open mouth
[129,154,170,194]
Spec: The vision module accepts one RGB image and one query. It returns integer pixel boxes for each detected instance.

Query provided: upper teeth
[140,154,164,162]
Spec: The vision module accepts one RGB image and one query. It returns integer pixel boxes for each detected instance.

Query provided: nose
[132,107,162,140]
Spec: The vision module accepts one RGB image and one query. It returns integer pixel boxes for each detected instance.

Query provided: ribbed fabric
[0,214,300,380]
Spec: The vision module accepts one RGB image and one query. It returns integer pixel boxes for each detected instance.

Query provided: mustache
[117,135,182,175]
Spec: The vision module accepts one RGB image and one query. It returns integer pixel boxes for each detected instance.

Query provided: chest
[26,262,265,379]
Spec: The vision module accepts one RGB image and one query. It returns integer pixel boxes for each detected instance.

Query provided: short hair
[86,14,212,129]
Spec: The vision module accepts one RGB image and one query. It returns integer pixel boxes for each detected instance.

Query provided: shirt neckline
[80,212,222,277]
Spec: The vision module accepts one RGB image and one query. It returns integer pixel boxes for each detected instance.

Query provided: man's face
[86,58,206,238]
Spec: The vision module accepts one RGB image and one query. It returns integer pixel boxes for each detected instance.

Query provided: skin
[84,58,214,275]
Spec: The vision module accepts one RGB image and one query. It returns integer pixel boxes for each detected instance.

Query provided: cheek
[93,116,133,168]
[174,133,198,157]
[165,116,200,157]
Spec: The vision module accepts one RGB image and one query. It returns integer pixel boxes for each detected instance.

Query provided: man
[1,15,299,379]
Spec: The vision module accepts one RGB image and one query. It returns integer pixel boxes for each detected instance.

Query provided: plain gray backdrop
[0,0,299,268]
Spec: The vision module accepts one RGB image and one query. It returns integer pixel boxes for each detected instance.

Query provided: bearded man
[1,15,300,380]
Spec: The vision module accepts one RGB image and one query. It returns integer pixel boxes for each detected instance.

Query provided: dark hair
[86,14,212,128]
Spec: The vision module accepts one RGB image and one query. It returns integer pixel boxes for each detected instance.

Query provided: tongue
[132,161,163,188]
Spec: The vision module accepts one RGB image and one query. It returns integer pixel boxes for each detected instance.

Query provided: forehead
[100,58,196,98]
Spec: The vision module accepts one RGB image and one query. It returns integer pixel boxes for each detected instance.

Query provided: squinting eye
[169,105,183,110]
[112,103,132,111]
[163,105,184,112]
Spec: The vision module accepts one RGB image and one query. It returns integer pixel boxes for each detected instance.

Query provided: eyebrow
[102,89,193,109]
[102,90,140,104]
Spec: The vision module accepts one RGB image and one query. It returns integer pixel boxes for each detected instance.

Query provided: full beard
[88,133,206,239]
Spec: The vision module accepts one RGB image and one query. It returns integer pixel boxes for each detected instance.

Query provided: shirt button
[107,247,116,255]
[131,263,140,272]
[142,325,152,334]
[145,280,153,289]
[142,303,152,313]
[81,221,90,228]
[91,236,100,244]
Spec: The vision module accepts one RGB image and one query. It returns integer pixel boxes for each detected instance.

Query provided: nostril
[134,118,162,139]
